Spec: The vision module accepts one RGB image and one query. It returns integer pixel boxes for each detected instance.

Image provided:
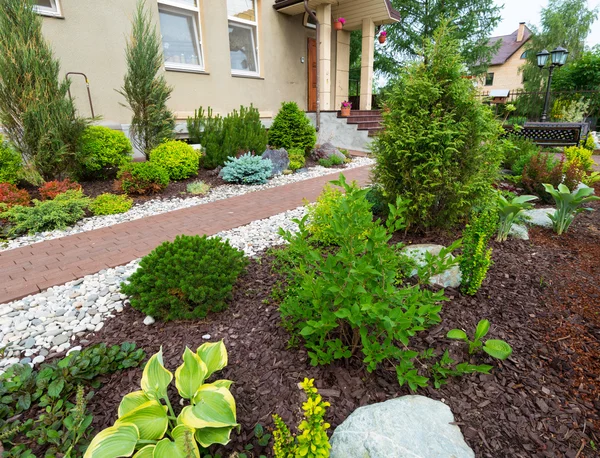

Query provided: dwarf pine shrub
[221,153,272,185]
[268,102,316,154]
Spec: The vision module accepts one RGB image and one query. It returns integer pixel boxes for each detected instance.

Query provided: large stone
[509,223,529,240]
[311,142,345,162]
[261,148,289,176]
[524,208,554,228]
[401,244,462,288]
[330,395,474,458]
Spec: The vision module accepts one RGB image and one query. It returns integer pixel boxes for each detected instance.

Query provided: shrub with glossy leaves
[76,126,132,179]
[220,152,272,185]
[39,179,82,200]
[0,138,22,184]
[118,162,170,195]
[268,102,317,154]
[0,183,30,209]
[121,235,248,321]
[89,193,133,216]
[150,140,200,180]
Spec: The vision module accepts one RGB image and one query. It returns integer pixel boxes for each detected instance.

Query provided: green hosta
[542,183,600,235]
[447,319,513,360]
[496,193,537,242]
[84,342,236,458]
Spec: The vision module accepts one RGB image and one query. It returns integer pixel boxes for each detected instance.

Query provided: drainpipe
[304,0,320,132]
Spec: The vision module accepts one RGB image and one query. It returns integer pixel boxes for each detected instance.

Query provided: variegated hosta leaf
[141,348,173,400]
[175,347,208,400]
[195,425,235,448]
[115,400,169,441]
[208,379,234,390]
[196,341,228,378]
[180,386,237,429]
[153,425,200,458]
[83,422,139,458]
[132,445,155,458]
[118,390,151,418]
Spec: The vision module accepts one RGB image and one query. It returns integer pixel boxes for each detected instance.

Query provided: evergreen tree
[119,0,175,158]
[0,0,87,180]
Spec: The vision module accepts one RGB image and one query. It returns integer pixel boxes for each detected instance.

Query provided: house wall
[483,48,528,93]
[41,0,315,126]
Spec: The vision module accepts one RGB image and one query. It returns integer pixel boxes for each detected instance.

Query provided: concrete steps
[337,110,383,137]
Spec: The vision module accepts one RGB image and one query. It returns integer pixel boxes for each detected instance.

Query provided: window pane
[159,8,202,67]
[485,73,494,86]
[229,22,257,73]
[227,0,256,22]
[35,0,54,8]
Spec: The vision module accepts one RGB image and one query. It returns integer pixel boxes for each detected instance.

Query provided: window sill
[35,11,64,18]
[165,66,209,75]
[231,73,264,80]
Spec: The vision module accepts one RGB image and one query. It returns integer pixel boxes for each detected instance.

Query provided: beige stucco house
[477,22,532,94]
[34,0,399,150]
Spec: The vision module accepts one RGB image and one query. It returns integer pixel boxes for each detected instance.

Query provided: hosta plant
[447,319,513,360]
[543,183,600,235]
[84,342,236,458]
[496,193,538,242]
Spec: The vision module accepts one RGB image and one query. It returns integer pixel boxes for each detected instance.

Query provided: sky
[492,0,600,47]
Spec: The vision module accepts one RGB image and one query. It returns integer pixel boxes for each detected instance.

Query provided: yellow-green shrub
[76,126,133,178]
[0,137,22,184]
[150,140,200,180]
[564,145,594,172]
[306,184,343,245]
[288,147,306,171]
[90,193,133,216]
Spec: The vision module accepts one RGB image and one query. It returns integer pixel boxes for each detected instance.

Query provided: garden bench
[503,122,589,147]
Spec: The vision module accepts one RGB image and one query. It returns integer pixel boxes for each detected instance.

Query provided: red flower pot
[378,35,387,44]
[341,106,351,117]
[334,21,343,31]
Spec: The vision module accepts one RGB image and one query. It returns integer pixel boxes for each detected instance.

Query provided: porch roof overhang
[273,0,400,30]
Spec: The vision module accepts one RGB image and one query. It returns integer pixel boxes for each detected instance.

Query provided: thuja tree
[373,20,502,230]
[0,0,87,180]
[119,0,175,158]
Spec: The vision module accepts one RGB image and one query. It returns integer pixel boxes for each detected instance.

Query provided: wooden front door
[308,38,317,111]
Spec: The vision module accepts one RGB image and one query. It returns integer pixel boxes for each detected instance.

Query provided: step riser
[345,117,383,123]
[338,110,381,116]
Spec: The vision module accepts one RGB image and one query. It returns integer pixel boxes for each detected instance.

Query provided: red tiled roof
[488,25,532,66]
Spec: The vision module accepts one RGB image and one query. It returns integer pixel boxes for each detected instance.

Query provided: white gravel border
[0,157,373,252]
[0,206,307,369]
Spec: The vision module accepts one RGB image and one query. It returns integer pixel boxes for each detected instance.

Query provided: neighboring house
[34,0,400,151]
[478,22,532,93]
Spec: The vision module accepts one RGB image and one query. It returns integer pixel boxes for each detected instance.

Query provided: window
[303,11,317,29]
[227,0,259,76]
[520,50,530,59]
[485,73,494,86]
[158,0,204,72]
[33,0,61,17]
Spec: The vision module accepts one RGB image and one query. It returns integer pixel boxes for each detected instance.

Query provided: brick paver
[0,166,372,304]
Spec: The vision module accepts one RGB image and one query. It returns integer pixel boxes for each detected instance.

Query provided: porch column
[335,30,351,110]
[317,4,332,110]
[360,18,375,110]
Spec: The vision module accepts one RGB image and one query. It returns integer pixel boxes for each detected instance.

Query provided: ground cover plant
[150,140,200,180]
[76,126,133,179]
[89,193,133,216]
[122,235,248,321]
[186,180,210,195]
[267,102,317,155]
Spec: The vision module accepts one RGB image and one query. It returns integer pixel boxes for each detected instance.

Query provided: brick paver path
[0,166,371,304]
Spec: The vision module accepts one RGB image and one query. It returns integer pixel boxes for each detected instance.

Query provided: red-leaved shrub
[0,183,30,209]
[522,152,583,203]
[39,179,82,200]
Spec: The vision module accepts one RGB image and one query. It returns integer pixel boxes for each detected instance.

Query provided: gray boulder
[523,208,554,228]
[261,148,289,176]
[312,142,346,161]
[330,396,475,458]
[401,244,462,288]
[509,223,529,240]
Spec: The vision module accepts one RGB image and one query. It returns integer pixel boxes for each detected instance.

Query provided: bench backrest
[503,122,589,147]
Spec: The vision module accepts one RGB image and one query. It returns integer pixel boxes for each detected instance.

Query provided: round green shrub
[0,137,23,184]
[90,193,133,216]
[118,162,170,195]
[121,235,249,321]
[150,140,200,180]
[267,102,316,154]
[77,126,133,178]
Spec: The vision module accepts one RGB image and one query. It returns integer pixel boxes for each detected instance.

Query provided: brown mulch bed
[75,196,600,458]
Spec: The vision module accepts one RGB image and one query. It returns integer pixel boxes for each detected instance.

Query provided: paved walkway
[0,166,371,304]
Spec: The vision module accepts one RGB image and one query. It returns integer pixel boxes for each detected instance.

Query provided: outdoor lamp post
[537,46,569,122]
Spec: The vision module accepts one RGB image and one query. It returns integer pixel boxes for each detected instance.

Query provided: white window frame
[33,0,62,18]
[227,0,260,77]
[158,0,205,73]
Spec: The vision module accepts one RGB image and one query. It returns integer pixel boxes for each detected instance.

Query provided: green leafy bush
[121,234,248,321]
[502,135,540,173]
[186,180,210,195]
[0,183,30,209]
[150,140,200,180]
[288,147,306,171]
[447,319,513,359]
[0,342,145,458]
[118,161,170,195]
[76,126,133,179]
[583,133,596,151]
[268,102,317,154]
[188,105,268,169]
[564,145,594,171]
[459,206,498,295]
[273,378,331,458]
[318,155,344,168]
[0,190,90,236]
[220,152,273,185]
[89,193,133,216]
[0,138,22,184]
[372,21,502,229]
[543,183,600,235]
[85,343,237,457]
[521,152,581,203]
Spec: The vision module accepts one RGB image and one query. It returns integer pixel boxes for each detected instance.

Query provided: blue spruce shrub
[220,152,273,185]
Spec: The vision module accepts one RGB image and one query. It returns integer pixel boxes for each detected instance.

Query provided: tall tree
[0,0,87,180]
[119,0,174,158]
